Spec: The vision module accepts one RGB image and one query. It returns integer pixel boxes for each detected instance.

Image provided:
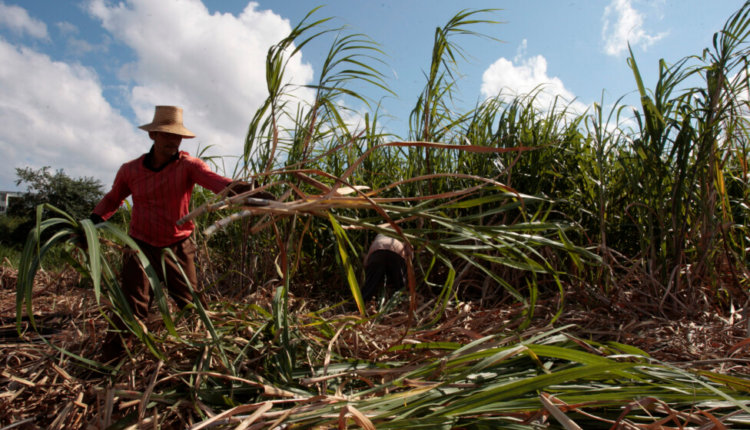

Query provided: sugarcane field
[4,2,750,429]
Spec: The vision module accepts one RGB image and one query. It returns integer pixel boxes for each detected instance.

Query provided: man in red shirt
[91,105,271,360]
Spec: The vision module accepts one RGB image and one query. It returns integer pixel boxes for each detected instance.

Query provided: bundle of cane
[176,142,534,317]
[177,141,529,238]
[176,170,383,237]
[178,168,510,239]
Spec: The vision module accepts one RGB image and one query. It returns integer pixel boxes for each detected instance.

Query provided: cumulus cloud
[0,1,48,39]
[480,40,588,115]
[86,0,316,167]
[602,0,668,56]
[0,0,317,191]
[0,38,140,190]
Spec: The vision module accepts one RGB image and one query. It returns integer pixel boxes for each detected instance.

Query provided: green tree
[8,167,104,220]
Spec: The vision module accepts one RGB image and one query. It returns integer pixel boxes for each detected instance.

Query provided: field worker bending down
[90,105,274,360]
[361,233,413,302]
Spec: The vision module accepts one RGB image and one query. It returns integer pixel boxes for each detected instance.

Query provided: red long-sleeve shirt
[93,149,231,247]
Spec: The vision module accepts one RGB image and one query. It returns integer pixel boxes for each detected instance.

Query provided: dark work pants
[121,237,203,320]
[104,237,204,355]
[361,250,406,302]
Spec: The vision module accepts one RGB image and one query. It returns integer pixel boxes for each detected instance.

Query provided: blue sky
[0,0,744,192]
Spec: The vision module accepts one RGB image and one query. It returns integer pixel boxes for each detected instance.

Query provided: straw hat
[138,106,196,138]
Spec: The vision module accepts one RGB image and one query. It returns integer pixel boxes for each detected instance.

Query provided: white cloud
[480,41,588,115]
[0,38,140,190]
[602,0,668,56]
[55,21,110,56]
[514,39,527,64]
[0,0,317,192]
[55,22,78,36]
[0,1,48,39]
[86,0,316,171]
[69,35,111,56]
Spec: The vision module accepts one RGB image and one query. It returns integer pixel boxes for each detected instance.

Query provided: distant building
[0,191,23,215]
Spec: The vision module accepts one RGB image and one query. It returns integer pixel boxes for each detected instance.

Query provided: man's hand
[89,213,105,224]
[251,190,277,201]
[228,181,276,201]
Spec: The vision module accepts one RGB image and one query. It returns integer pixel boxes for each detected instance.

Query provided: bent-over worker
[361,233,412,302]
